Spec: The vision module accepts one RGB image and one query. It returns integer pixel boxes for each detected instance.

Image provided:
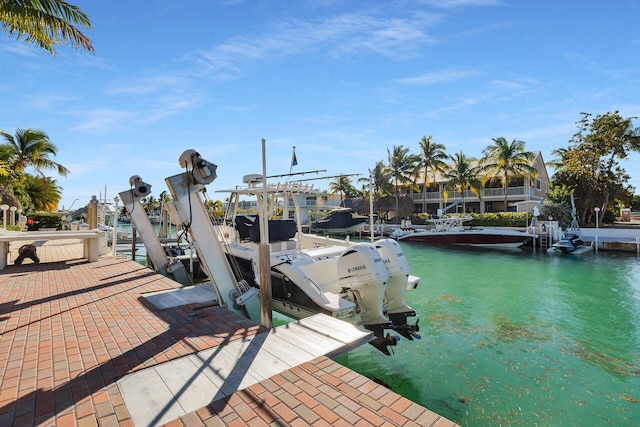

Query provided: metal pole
[259,138,273,329]
[131,228,137,262]
[595,208,600,253]
[112,196,119,257]
[369,171,374,243]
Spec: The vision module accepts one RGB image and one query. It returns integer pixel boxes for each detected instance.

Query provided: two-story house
[409,151,550,215]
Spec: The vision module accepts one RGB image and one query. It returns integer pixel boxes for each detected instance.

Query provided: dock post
[259,139,273,329]
[131,228,137,262]
[259,243,272,328]
[88,196,98,229]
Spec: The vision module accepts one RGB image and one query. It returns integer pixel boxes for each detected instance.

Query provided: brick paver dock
[0,239,459,426]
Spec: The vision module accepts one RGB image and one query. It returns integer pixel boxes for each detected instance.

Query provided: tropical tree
[387,145,419,222]
[1,128,69,177]
[362,160,393,198]
[441,151,483,213]
[546,147,569,172]
[329,175,357,204]
[0,159,8,177]
[205,199,224,220]
[479,137,538,212]
[141,195,158,214]
[22,174,62,211]
[0,128,69,211]
[416,135,447,213]
[1,0,94,55]
[552,111,639,225]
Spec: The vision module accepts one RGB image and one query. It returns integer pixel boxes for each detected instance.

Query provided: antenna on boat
[290,172,361,182]
[266,169,327,179]
[369,170,374,243]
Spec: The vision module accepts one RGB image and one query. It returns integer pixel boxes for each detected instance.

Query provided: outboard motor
[334,243,390,329]
[375,239,421,340]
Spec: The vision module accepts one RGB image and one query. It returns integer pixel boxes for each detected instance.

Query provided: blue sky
[2,0,640,210]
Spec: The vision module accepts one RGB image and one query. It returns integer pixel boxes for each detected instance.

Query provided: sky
[2,0,640,210]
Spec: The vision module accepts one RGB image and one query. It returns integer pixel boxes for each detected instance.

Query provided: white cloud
[396,68,479,85]
[185,8,440,78]
[70,109,140,132]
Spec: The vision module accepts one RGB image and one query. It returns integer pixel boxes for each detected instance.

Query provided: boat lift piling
[259,139,273,329]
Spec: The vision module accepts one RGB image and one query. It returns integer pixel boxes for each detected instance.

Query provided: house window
[306,196,317,205]
[535,179,541,190]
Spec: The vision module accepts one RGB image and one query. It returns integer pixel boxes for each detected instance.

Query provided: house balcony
[412,186,533,202]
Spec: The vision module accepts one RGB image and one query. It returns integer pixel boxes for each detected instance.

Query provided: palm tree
[546,147,569,171]
[329,175,355,205]
[479,137,538,212]
[387,145,419,222]
[22,174,62,211]
[142,195,158,214]
[1,0,94,55]
[1,128,70,177]
[442,151,483,213]
[417,135,447,213]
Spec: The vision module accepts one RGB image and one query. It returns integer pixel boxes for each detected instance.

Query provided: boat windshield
[429,215,473,232]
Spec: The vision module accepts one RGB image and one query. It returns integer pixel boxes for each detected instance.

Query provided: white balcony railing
[411,186,528,202]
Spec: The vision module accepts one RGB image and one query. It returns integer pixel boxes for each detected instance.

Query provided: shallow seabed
[335,244,640,427]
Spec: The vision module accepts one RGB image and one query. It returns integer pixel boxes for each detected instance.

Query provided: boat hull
[399,229,533,248]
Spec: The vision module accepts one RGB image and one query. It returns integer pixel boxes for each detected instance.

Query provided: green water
[335,245,640,426]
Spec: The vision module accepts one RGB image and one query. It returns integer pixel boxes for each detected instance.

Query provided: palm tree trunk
[503,171,508,212]
[395,178,399,223]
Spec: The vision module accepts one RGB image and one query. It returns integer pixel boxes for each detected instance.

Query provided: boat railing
[429,215,473,232]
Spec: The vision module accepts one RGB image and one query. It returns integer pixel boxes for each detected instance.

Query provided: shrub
[468,212,531,227]
[28,212,63,230]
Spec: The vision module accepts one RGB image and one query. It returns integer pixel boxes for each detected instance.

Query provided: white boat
[214,175,421,354]
[392,215,534,249]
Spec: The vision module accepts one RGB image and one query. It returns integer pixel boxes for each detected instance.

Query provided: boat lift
[118,176,192,287]
[437,199,465,216]
[164,149,261,322]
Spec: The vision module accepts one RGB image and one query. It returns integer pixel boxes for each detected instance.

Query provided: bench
[0,230,105,270]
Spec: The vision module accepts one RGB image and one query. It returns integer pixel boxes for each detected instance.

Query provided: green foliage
[29,212,63,229]
[1,225,22,231]
[551,111,638,226]
[467,212,531,227]
[539,201,572,228]
[0,0,94,55]
[546,184,574,204]
[411,213,431,225]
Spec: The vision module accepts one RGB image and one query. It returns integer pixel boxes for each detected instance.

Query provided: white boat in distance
[392,215,534,248]
[314,208,368,234]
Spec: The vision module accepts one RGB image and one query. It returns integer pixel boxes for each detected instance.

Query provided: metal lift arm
[118,176,192,286]
[165,150,261,322]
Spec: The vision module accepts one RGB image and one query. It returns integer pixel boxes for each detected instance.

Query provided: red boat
[393,215,534,248]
